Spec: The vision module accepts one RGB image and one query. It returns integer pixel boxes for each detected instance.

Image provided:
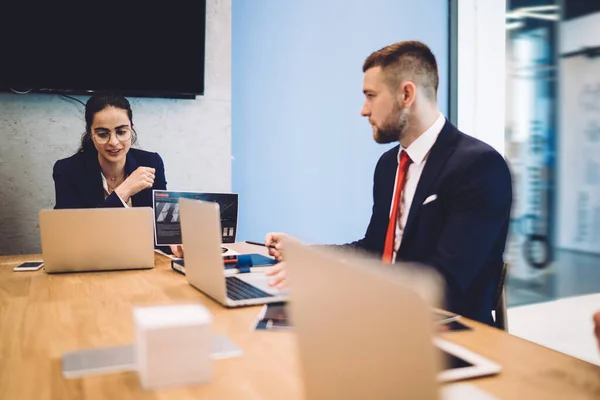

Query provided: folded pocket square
[423,194,437,205]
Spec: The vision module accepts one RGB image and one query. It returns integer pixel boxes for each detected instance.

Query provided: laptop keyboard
[226,276,273,300]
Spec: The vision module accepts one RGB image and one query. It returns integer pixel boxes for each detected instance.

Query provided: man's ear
[398,81,417,108]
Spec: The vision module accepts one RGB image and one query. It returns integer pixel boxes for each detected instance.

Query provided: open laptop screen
[153,190,238,246]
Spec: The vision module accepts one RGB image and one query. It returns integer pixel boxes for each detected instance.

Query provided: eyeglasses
[93,127,132,144]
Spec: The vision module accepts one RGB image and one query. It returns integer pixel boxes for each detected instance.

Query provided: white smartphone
[13,261,44,272]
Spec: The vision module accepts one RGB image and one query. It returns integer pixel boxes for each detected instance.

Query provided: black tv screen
[0,1,206,98]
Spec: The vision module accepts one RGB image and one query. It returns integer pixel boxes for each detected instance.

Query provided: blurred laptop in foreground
[284,237,500,400]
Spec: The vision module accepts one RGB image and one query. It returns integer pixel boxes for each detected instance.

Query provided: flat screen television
[0,1,206,99]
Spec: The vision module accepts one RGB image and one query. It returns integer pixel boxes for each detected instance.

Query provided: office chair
[494,262,509,331]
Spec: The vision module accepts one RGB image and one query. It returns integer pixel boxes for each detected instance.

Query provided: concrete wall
[0,0,231,255]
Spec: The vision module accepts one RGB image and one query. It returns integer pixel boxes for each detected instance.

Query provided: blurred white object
[62,345,135,378]
[61,335,241,379]
[134,304,213,389]
[508,293,600,366]
[441,383,498,399]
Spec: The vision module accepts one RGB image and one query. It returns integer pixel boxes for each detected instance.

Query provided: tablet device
[435,338,501,382]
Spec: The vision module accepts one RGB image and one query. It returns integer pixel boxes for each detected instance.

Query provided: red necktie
[382,151,412,263]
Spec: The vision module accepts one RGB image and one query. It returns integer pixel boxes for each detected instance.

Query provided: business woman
[53,92,182,256]
[53,92,165,208]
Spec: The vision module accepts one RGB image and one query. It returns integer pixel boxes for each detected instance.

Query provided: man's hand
[266,262,287,289]
[265,232,287,288]
[265,232,285,261]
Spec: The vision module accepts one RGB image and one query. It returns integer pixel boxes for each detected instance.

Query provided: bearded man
[266,41,513,326]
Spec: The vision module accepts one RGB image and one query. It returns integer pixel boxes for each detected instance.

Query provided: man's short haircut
[363,41,439,100]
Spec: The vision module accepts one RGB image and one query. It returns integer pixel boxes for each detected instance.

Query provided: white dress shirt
[392,112,446,262]
[101,173,131,207]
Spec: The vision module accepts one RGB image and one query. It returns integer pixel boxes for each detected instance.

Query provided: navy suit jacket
[53,148,167,209]
[348,120,512,325]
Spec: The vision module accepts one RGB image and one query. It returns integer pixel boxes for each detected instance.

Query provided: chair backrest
[494,262,508,331]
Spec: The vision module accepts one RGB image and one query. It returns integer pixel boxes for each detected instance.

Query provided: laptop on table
[283,238,501,399]
[179,198,287,307]
[39,208,155,273]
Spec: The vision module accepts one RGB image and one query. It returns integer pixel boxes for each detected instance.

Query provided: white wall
[0,0,231,255]
[456,0,506,155]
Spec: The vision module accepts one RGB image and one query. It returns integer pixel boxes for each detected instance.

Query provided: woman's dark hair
[78,92,138,153]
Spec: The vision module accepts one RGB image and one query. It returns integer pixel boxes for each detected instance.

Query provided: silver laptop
[283,238,501,400]
[179,198,287,307]
[39,208,155,273]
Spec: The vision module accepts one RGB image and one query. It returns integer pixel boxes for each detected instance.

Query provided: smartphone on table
[13,261,44,272]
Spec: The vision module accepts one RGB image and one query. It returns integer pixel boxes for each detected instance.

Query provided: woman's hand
[115,167,155,201]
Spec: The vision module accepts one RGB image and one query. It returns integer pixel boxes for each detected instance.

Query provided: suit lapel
[84,152,105,204]
[382,145,401,215]
[125,151,142,206]
[402,121,459,242]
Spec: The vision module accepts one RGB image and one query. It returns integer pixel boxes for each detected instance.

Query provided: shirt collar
[100,172,109,194]
[398,112,445,165]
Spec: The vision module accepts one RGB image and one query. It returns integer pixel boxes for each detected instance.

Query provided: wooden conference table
[1,242,599,399]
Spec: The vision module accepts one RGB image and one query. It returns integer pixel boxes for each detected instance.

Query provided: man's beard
[373,102,409,144]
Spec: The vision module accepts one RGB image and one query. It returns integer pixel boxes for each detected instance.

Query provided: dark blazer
[348,120,512,325]
[53,148,167,209]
